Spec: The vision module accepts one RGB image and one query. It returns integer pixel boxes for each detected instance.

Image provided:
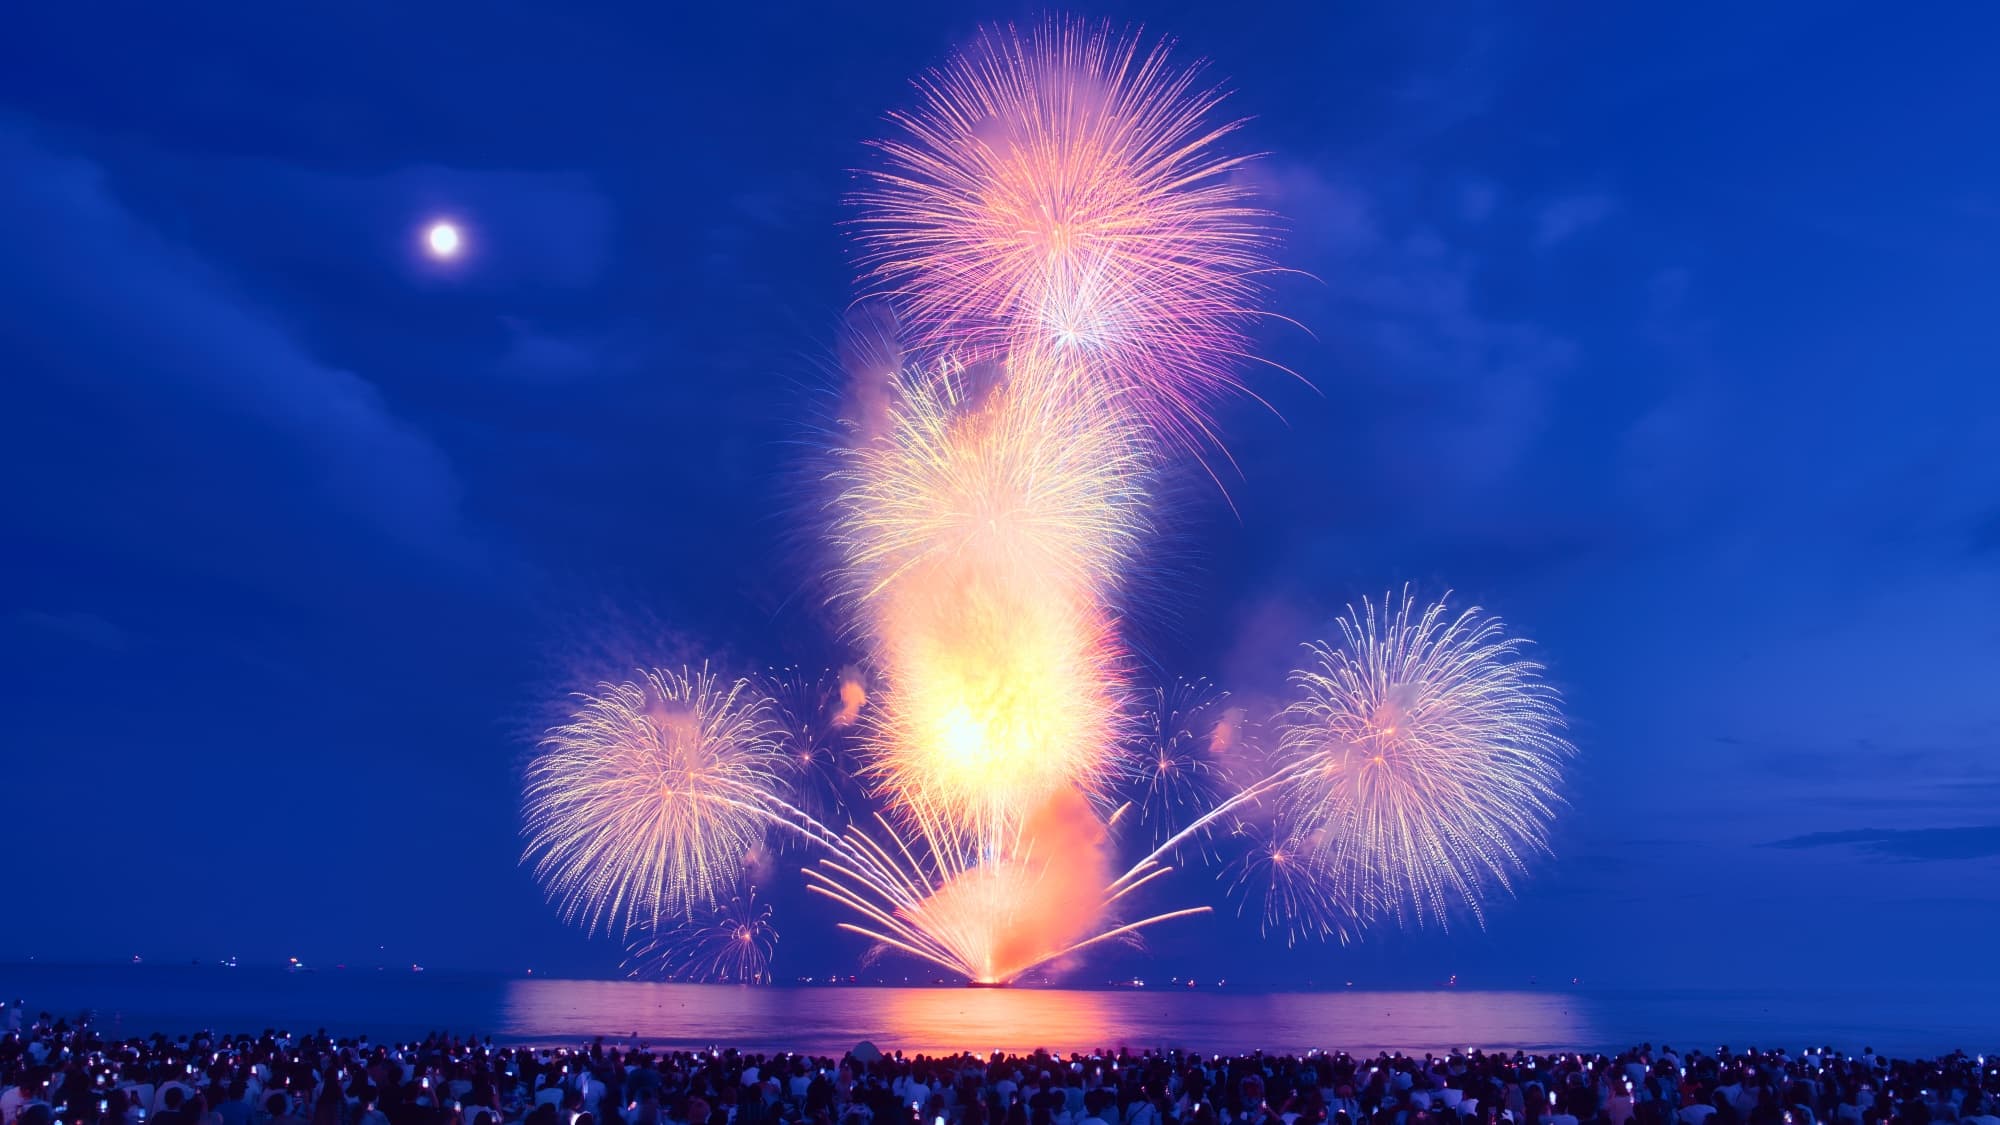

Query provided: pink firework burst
[854,19,1278,453]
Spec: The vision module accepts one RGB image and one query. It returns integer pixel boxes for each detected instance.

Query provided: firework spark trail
[855,18,1276,454]
[805,794,1208,984]
[623,885,778,983]
[1272,588,1575,930]
[522,666,845,937]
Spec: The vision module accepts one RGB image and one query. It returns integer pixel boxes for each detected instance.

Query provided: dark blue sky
[4,3,1996,989]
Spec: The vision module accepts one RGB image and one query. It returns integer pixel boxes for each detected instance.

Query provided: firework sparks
[831,358,1152,609]
[830,360,1142,840]
[806,793,1206,985]
[1223,818,1359,947]
[855,19,1275,452]
[763,666,864,825]
[1273,588,1575,930]
[624,885,777,983]
[517,23,1576,979]
[522,666,797,936]
[1123,679,1236,861]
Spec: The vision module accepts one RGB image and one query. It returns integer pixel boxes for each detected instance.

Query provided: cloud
[1456,177,1499,223]
[1258,160,1577,491]
[102,147,615,294]
[0,118,479,570]
[1534,192,1616,248]
[1763,826,2000,861]
[497,318,610,381]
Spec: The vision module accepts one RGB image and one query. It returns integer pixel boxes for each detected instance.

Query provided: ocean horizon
[4,963,1990,1059]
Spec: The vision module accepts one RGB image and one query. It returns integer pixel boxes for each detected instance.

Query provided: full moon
[425,221,462,259]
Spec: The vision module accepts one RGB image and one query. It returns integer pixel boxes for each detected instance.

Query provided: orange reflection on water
[501,981,1593,1056]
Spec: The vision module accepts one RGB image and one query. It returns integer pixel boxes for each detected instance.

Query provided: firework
[1122,679,1237,861]
[854,19,1274,451]
[763,666,866,825]
[1223,818,1359,947]
[806,793,1205,984]
[623,886,778,983]
[522,666,796,936]
[830,358,1151,609]
[517,23,1578,981]
[1272,589,1574,930]
[830,360,1142,839]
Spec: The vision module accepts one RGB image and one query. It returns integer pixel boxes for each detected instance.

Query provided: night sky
[4,4,1996,990]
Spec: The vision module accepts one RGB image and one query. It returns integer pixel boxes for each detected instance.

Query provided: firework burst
[830,360,1141,839]
[1223,818,1359,947]
[855,19,1275,452]
[830,358,1152,609]
[624,885,778,983]
[763,665,866,825]
[1273,588,1575,930]
[1121,679,1237,861]
[522,666,794,936]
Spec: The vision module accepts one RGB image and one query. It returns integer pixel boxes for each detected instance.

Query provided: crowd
[2,1004,1996,1125]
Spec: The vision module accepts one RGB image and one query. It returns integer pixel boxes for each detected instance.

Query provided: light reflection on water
[501,982,1593,1055]
[9,966,1987,1057]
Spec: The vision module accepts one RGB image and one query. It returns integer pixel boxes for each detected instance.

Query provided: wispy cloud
[0,118,481,571]
[1534,192,1616,248]
[1763,826,2000,861]
[1260,161,1578,487]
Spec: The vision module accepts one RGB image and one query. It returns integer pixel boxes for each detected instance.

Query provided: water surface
[4,965,1989,1058]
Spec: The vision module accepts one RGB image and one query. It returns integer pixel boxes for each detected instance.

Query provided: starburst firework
[855,19,1275,452]
[1273,588,1575,929]
[522,666,793,936]
[623,886,778,983]
[1122,679,1237,861]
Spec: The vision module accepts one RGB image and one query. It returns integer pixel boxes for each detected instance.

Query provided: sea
[3,965,1991,1059]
